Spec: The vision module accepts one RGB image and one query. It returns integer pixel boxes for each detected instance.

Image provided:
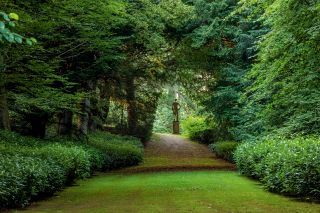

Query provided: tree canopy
[0,0,319,142]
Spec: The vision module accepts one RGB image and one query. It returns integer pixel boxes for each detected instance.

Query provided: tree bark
[99,79,112,125]
[58,111,73,135]
[126,77,137,136]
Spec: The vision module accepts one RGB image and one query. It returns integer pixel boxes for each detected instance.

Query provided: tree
[238,0,320,138]
[175,0,265,140]
[0,11,36,130]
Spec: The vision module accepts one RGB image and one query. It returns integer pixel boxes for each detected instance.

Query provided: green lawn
[20,171,320,213]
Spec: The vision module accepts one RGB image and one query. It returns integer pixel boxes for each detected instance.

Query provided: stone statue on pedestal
[172,99,181,134]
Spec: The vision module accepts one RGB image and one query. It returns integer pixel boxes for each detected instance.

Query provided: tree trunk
[88,116,97,132]
[99,79,112,125]
[58,111,73,135]
[126,77,137,136]
[79,98,90,135]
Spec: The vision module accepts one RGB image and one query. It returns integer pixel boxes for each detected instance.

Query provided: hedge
[0,130,144,208]
[234,137,320,198]
[209,141,239,162]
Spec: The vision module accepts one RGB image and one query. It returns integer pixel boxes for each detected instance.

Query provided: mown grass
[19,171,320,213]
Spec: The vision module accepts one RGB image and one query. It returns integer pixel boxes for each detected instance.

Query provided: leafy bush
[0,142,91,182]
[37,144,91,181]
[209,141,239,162]
[88,132,144,170]
[181,116,219,144]
[235,137,320,198]
[0,130,144,208]
[0,154,65,208]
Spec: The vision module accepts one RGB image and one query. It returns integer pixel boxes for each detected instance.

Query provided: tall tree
[176,0,265,140]
[238,0,320,138]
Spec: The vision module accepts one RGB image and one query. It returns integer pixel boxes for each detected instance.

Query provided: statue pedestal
[173,121,180,134]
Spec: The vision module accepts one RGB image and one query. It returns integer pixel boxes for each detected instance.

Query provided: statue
[172,99,181,134]
[172,99,181,122]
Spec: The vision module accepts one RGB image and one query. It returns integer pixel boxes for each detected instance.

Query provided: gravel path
[113,134,235,173]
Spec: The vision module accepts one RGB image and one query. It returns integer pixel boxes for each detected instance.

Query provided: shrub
[0,130,144,209]
[0,154,65,208]
[83,146,106,172]
[88,132,144,170]
[181,116,218,144]
[209,141,239,162]
[235,137,320,198]
[0,142,92,182]
[37,144,91,181]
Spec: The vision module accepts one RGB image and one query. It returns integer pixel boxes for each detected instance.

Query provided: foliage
[237,0,320,139]
[209,141,239,162]
[1,0,193,139]
[88,131,144,169]
[181,115,219,144]
[0,154,65,208]
[0,11,36,45]
[153,87,196,133]
[177,0,266,141]
[0,130,144,208]
[1,0,320,205]
[235,137,320,198]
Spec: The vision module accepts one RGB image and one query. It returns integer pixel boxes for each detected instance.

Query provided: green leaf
[3,33,14,43]
[26,38,33,46]
[30,37,37,43]
[8,21,15,27]
[0,21,4,29]
[0,13,10,22]
[0,28,9,34]
[9,13,19,21]
[14,35,23,44]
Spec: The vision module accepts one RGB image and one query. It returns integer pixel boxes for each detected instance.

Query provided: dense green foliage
[181,116,216,144]
[0,130,143,208]
[172,0,320,200]
[0,0,194,140]
[176,0,265,141]
[181,115,232,144]
[237,0,320,138]
[235,137,320,198]
[0,12,36,46]
[1,0,320,206]
[209,141,239,162]
[183,0,320,140]
[88,132,144,169]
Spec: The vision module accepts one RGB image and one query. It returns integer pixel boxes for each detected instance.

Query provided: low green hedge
[0,130,144,208]
[234,137,320,198]
[0,154,65,208]
[209,141,239,162]
[88,132,144,170]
